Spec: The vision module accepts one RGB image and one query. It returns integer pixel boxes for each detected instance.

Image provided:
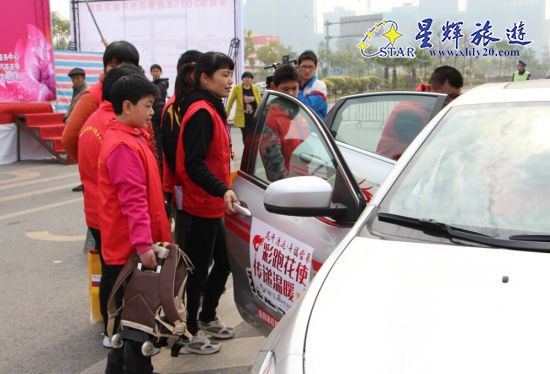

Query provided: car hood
[305,237,550,373]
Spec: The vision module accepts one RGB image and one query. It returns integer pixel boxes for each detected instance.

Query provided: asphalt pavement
[0,127,264,373]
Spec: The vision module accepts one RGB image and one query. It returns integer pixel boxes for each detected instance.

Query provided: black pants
[105,337,153,374]
[175,210,231,335]
[103,264,153,374]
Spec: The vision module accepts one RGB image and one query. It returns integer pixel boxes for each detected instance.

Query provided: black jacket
[152,78,169,132]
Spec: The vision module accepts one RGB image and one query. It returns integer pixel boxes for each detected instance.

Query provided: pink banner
[0,0,56,102]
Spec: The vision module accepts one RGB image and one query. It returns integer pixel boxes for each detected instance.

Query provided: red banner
[0,0,56,102]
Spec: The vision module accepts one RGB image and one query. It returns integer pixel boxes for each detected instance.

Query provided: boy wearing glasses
[297,50,328,119]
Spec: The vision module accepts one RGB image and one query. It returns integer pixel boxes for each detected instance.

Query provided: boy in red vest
[78,63,144,349]
[98,73,171,374]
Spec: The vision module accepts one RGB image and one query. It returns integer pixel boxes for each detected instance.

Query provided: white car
[226,89,447,334]
[252,79,550,373]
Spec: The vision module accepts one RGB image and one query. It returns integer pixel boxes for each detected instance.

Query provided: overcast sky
[50,0,547,25]
[50,0,424,20]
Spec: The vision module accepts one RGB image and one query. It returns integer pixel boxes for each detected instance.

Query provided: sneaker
[198,317,235,340]
[178,331,221,355]
[102,334,113,349]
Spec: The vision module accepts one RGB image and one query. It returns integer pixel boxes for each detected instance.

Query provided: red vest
[87,81,103,107]
[98,121,171,265]
[266,105,309,171]
[161,95,176,122]
[174,100,230,218]
[375,101,430,160]
[163,153,175,195]
[77,101,115,229]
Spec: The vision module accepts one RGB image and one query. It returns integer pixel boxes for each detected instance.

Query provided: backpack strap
[106,254,139,338]
[159,243,190,323]
[158,242,193,339]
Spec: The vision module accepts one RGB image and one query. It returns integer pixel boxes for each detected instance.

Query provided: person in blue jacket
[297,50,328,119]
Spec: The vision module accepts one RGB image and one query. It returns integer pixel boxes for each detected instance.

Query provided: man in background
[150,64,169,162]
[64,67,89,123]
[65,67,89,192]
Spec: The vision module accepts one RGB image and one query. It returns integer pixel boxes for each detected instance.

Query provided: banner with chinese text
[249,218,314,314]
[0,0,56,102]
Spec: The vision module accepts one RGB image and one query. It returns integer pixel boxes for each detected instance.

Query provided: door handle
[233,202,252,217]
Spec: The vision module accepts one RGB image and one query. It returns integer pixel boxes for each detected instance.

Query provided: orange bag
[88,250,103,324]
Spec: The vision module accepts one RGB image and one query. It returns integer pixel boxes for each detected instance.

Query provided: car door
[225,90,367,334]
[325,92,448,197]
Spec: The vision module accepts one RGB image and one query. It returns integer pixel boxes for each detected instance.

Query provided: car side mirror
[263,176,347,217]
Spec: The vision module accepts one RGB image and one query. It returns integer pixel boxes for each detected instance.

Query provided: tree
[329,44,372,77]
[244,30,256,68]
[317,39,329,77]
[51,11,70,50]
[372,55,411,89]
[414,49,432,82]
[255,40,295,68]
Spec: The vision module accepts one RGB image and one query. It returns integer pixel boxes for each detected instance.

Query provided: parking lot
[0,127,264,373]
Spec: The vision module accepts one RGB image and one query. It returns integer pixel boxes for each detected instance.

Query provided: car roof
[453,79,550,106]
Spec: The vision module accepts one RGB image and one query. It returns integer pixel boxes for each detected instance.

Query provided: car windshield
[373,102,550,242]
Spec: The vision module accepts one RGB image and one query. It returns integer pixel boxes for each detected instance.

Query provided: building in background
[322,6,357,50]
[244,35,282,70]
[244,0,316,52]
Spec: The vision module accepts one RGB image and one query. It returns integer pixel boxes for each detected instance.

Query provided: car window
[241,91,366,223]
[330,94,445,160]
[375,102,550,240]
[251,95,336,185]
